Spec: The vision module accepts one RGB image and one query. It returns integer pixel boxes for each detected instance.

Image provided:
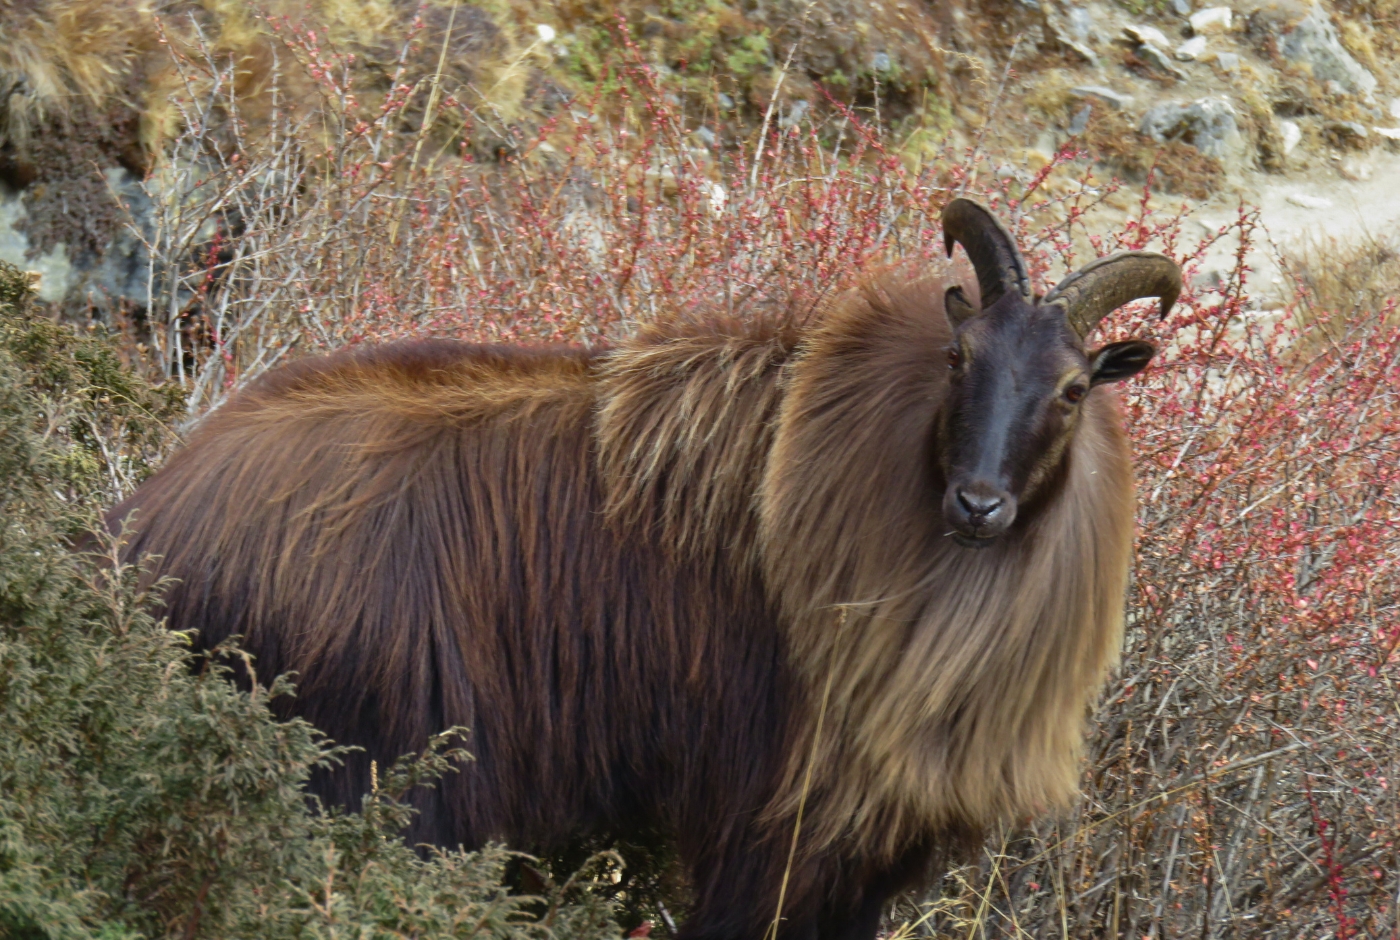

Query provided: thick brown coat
[111,270,1136,940]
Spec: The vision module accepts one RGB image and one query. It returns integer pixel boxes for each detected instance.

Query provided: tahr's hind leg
[814,842,939,940]
[678,832,937,940]
[677,823,822,940]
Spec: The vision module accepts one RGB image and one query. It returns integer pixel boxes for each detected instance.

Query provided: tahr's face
[939,292,1155,547]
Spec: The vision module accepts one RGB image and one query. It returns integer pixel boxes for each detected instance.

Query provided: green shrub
[0,259,621,940]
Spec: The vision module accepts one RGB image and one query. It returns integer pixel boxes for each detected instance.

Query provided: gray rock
[1214,51,1241,71]
[870,52,892,72]
[1176,35,1209,60]
[1278,118,1302,154]
[779,99,810,128]
[1189,6,1233,34]
[1071,85,1133,109]
[1069,103,1093,135]
[83,167,156,310]
[1123,24,1172,47]
[1140,97,1245,165]
[1059,35,1100,65]
[0,183,74,303]
[1171,0,1193,15]
[0,164,196,313]
[1287,192,1332,209]
[1136,42,1189,79]
[1193,267,1226,290]
[1048,12,1100,65]
[1066,6,1098,44]
[1280,7,1377,98]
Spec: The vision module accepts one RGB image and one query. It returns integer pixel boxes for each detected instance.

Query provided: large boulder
[0,184,73,303]
[1279,6,1378,98]
[1140,97,1247,167]
[82,167,156,310]
[0,167,154,310]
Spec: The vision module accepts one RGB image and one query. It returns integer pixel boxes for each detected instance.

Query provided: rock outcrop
[1140,97,1246,168]
[1279,6,1378,99]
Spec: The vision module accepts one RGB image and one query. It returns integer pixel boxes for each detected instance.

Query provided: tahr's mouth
[942,481,1017,547]
[951,530,1002,549]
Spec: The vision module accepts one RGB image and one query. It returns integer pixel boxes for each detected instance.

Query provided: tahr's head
[937,199,1181,547]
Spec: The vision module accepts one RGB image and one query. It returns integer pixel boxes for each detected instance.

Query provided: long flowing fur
[111,270,1137,937]
[759,276,1134,863]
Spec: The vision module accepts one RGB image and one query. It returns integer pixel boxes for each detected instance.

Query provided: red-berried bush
[127,20,1400,937]
[976,211,1400,940]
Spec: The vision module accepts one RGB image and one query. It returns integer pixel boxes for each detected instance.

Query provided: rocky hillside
[1,0,1397,315]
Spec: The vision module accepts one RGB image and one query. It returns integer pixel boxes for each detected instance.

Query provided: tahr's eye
[947,348,961,369]
[1064,384,1087,404]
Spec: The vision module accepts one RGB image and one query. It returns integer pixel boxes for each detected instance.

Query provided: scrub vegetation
[1,7,1399,938]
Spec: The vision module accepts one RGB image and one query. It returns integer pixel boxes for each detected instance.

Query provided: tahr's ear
[944,285,977,326]
[1089,340,1156,385]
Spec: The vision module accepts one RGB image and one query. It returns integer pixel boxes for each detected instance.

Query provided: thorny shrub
[92,17,1400,939]
[896,211,1400,939]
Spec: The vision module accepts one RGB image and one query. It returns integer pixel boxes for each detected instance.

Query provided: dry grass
[0,0,155,146]
[1332,1,1398,67]
[1018,76,1227,200]
[0,0,543,162]
[1280,230,1400,355]
[1081,108,1226,200]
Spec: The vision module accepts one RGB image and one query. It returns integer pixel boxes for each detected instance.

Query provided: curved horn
[1043,251,1182,337]
[941,198,1032,309]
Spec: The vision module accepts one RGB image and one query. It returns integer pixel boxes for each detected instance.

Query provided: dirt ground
[1184,149,1400,305]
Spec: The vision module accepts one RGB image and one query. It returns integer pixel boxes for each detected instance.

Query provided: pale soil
[1189,150,1400,307]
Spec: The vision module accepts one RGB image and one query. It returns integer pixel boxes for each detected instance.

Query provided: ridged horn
[941,198,1032,309]
[1042,251,1182,338]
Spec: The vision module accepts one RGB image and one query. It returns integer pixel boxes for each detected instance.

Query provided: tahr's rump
[110,201,1179,940]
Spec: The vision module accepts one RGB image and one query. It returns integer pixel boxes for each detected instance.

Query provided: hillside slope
[1,0,1397,311]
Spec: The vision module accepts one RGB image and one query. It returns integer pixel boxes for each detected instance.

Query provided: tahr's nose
[956,488,1005,521]
[944,481,1017,544]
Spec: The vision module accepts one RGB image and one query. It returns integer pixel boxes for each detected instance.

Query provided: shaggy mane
[758,275,1134,860]
[600,273,1134,861]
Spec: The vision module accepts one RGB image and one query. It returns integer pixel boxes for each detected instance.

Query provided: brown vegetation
[1281,229,1400,354]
